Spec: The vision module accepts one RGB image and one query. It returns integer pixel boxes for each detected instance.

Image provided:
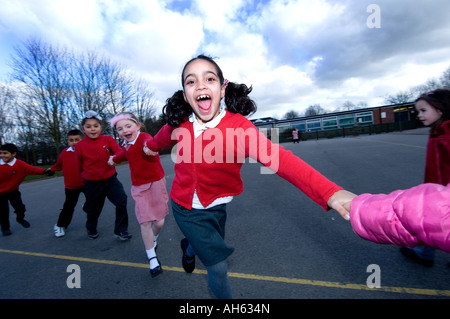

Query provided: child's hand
[327,190,357,221]
[43,168,55,176]
[343,201,351,213]
[108,156,116,166]
[143,141,158,156]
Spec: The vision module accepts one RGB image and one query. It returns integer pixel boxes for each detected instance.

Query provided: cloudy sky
[1,0,450,119]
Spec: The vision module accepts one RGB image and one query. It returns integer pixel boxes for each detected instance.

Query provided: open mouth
[196,94,212,113]
[123,133,133,140]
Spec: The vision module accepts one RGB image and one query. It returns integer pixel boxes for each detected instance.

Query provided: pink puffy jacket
[350,183,450,253]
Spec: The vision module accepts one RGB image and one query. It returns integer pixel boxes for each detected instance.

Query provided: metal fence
[278,120,420,143]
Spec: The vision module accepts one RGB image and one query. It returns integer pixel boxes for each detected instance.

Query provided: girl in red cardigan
[147,55,355,298]
[399,88,450,266]
[75,111,131,240]
[109,112,169,277]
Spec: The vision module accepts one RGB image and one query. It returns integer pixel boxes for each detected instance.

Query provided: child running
[75,110,132,240]
[50,129,86,237]
[145,55,355,298]
[398,88,450,266]
[108,112,169,277]
[1,143,53,236]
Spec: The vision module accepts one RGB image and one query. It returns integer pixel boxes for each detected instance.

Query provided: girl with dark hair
[146,55,355,298]
[399,88,450,266]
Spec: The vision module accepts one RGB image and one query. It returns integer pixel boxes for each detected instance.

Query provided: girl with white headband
[75,110,132,241]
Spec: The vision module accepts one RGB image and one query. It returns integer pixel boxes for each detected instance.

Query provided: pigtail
[162,90,191,127]
[224,82,257,117]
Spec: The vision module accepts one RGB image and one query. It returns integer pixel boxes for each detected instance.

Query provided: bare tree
[0,83,15,145]
[282,110,301,119]
[304,104,326,116]
[440,66,450,88]
[384,90,415,104]
[340,100,356,111]
[67,51,106,126]
[132,78,157,128]
[10,38,70,155]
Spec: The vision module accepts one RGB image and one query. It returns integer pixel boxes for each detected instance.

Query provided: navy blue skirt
[171,199,235,267]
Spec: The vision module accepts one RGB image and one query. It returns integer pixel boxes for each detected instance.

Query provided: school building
[251,102,420,142]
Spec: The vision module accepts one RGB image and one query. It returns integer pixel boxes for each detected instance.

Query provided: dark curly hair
[163,55,257,127]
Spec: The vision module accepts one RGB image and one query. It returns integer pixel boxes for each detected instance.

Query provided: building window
[355,112,373,125]
[322,116,338,130]
[338,114,355,128]
[306,119,321,131]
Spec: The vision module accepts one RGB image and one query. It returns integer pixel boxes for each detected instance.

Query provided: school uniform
[0,158,45,232]
[75,135,129,237]
[149,109,342,267]
[51,146,86,228]
[113,132,168,224]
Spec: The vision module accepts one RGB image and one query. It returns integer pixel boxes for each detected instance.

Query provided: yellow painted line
[1,248,449,297]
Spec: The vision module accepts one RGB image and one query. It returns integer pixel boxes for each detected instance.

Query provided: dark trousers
[56,187,86,228]
[84,174,128,235]
[0,190,26,232]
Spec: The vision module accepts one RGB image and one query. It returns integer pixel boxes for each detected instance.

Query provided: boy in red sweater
[50,129,86,237]
[0,143,53,236]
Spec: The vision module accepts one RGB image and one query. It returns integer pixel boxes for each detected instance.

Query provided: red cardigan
[75,135,121,181]
[148,111,342,210]
[0,159,45,195]
[113,132,165,186]
[425,120,450,185]
[51,147,84,189]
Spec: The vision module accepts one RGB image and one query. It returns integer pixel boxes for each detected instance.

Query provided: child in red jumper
[399,88,450,266]
[146,55,355,298]
[75,111,131,240]
[108,112,169,277]
[50,129,86,238]
[0,143,53,236]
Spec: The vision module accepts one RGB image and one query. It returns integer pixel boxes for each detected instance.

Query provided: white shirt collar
[122,131,140,147]
[189,103,227,138]
[66,146,75,152]
[0,158,16,166]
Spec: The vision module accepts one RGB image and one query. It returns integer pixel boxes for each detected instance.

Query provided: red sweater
[148,111,342,210]
[51,147,84,189]
[0,159,45,195]
[425,120,450,185]
[113,132,165,186]
[75,135,121,181]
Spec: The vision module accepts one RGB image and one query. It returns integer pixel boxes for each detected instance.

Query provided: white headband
[84,110,102,121]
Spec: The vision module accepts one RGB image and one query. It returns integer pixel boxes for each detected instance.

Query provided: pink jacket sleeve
[350,183,450,253]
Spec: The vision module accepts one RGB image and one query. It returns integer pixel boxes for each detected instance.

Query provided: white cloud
[1,0,450,119]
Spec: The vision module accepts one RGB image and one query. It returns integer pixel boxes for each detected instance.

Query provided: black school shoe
[2,229,12,236]
[181,238,195,273]
[114,232,132,241]
[149,257,163,278]
[17,218,30,228]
